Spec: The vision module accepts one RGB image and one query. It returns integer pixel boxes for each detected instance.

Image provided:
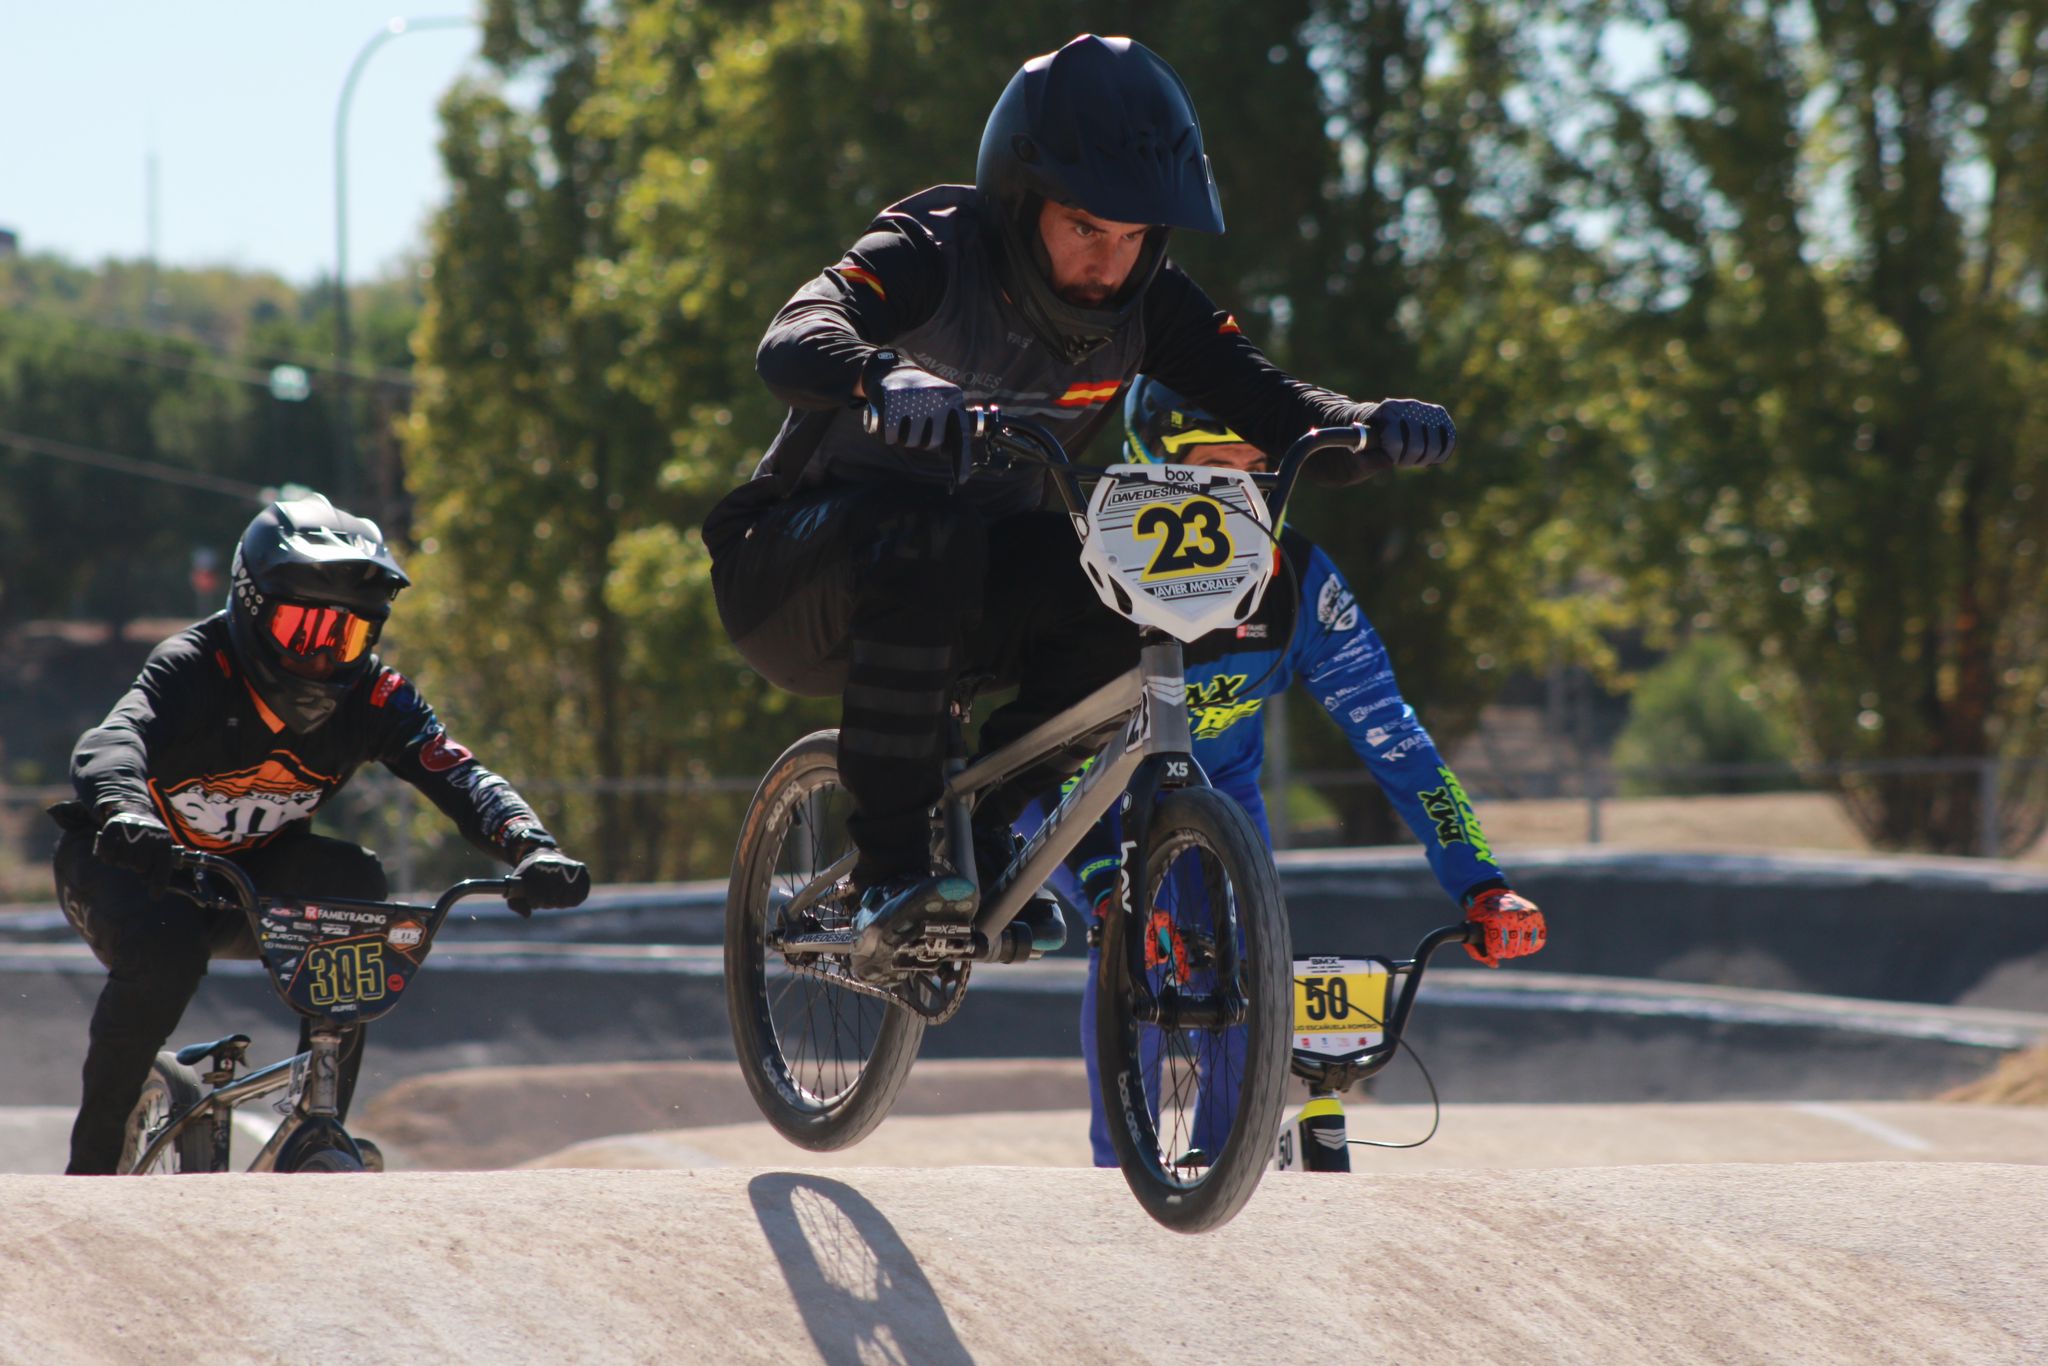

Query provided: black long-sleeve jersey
[706,185,1377,543]
[66,613,550,861]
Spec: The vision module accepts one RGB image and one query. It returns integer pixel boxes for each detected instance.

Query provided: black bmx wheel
[119,1054,212,1175]
[1095,787,1292,1233]
[725,730,925,1151]
[288,1146,366,1174]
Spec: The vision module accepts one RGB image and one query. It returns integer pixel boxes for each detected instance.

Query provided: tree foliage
[1563,0,2048,851]
[406,0,1627,873]
[0,253,419,629]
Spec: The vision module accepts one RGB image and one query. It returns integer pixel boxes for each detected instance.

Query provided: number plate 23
[1078,464,1276,641]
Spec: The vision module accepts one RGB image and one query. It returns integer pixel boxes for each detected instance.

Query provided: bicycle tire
[725,730,925,1150]
[1095,787,1291,1233]
[287,1146,366,1174]
[119,1054,213,1175]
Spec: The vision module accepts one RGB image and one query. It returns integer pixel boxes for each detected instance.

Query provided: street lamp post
[333,14,476,512]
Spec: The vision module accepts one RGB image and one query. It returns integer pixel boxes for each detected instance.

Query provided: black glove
[94,811,177,887]
[868,354,968,453]
[508,848,591,917]
[1363,398,1457,468]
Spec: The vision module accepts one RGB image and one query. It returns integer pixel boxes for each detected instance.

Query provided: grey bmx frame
[939,632,1198,958]
[129,1029,353,1174]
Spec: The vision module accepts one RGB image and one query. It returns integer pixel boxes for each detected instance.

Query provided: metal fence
[5,754,2045,904]
[1269,755,2040,860]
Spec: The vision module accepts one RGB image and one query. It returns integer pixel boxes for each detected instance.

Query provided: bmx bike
[1276,923,1482,1173]
[119,845,521,1175]
[726,407,1387,1233]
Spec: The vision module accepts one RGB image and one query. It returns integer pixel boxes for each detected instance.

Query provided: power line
[0,309,415,390]
[0,428,269,502]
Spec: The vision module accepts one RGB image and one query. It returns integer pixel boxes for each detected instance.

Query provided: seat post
[942,688,977,886]
[306,1030,343,1118]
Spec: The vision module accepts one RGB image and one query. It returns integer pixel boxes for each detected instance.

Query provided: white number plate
[1077,463,1276,641]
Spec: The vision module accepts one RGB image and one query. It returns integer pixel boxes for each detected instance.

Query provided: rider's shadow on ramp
[748,1173,974,1366]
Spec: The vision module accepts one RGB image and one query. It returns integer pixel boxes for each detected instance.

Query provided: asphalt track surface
[0,1163,2042,1363]
[2,849,2043,1361]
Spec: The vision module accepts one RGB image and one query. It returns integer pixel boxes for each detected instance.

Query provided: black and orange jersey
[69,613,547,860]
[707,184,1376,543]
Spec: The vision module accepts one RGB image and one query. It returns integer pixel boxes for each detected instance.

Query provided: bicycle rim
[1097,787,1290,1232]
[725,733,923,1149]
[119,1057,210,1175]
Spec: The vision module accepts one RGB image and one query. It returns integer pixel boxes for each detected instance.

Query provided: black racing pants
[710,482,1139,884]
[54,827,384,1175]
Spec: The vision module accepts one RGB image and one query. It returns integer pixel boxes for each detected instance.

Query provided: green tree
[1570,0,2048,852]
[406,0,1633,873]
[1271,1,1637,839]
[1611,634,1797,793]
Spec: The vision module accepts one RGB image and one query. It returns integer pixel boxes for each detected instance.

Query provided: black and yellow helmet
[1124,375,1248,463]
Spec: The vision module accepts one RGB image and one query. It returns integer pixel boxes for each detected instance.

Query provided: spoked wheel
[1096,787,1291,1233]
[119,1054,212,1175]
[725,730,925,1151]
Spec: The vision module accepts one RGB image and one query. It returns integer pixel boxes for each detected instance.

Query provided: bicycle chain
[780,948,972,1024]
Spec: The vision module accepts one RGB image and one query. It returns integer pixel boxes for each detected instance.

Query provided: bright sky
[0,2,489,285]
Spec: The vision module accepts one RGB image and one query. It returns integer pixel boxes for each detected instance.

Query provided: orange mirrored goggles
[264,601,376,665]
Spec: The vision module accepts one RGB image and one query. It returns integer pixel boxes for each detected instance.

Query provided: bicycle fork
[1274,1088,1351,1173]
[245,1029,348,1172]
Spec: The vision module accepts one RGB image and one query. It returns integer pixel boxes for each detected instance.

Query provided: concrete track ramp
[0,1163,2042,1364]
[521,1102,2048,1174]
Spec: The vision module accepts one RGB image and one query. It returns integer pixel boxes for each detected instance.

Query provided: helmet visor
[263,601,376,680]
[1158,419,1248,458]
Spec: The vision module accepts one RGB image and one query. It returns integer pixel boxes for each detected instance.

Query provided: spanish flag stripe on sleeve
[1054,380,1123,408]
[834,265,888,300]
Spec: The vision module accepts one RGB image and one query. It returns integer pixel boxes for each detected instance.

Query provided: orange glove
[1463,888,1546,968]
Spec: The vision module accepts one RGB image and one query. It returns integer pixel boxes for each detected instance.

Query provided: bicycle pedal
[901,921,976,965]
[782,929,859,948]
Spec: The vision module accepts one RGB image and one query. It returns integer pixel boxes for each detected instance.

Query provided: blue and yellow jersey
[1174,528,1502,903]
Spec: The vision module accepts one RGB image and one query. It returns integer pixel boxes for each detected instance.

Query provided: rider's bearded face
[1036,202,1152,307]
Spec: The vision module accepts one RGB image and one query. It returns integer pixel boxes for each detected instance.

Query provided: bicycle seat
[174,1034,251,1068]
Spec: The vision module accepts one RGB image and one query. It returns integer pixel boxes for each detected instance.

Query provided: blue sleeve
[1291,547,1505,904]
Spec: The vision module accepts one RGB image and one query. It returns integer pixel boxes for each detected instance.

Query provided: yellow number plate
[1291,956,1389,1057]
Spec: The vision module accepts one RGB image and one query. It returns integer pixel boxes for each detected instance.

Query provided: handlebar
[170,845,522,923]
[1291,920,1481,1093]
[864,402,1387,529]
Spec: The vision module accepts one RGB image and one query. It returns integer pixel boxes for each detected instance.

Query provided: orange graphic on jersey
[151,753,337,852]
[1055,380,1121,409]
[1217,313,1242,335]
[834,265,887,300]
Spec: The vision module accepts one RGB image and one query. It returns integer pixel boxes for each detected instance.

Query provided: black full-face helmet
[976,34,1225,364]
[225,493,410,733]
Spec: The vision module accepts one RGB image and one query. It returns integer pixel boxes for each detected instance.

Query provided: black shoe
[851,872,979,982]
[972,823,1067,954]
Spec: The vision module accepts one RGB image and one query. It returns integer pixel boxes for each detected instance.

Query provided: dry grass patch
[1941,1042,2048,1105]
